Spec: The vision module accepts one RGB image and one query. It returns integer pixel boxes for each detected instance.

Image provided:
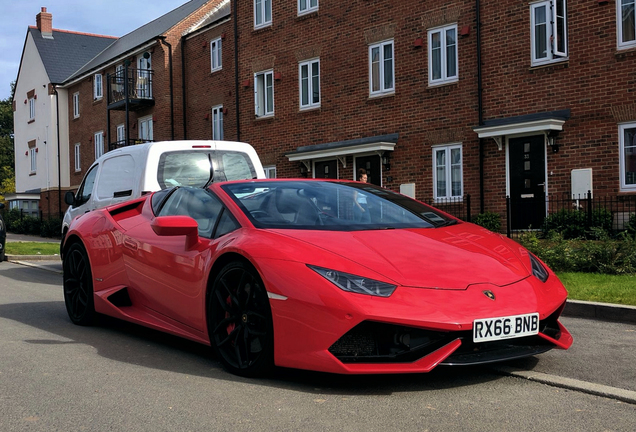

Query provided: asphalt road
[1,262,635,432]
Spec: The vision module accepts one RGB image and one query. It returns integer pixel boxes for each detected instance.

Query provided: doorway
[508,135,546,230]
[314,160,338,179]
[355,155,381,186]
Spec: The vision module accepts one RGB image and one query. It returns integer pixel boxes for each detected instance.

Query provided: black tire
[208,261,274,377]
[63,242,96,326]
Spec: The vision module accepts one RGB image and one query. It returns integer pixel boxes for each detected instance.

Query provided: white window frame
[254,70,274,118]
[116,124,125,145]
[530,0,568,66]
[94,74,103,100]
[619,122,636,191]
[298,0,318,16]
[94,131,104,159]
[432,143,463,201]
[368,40,395,96]
[28,97,35,120]
[618,0,636,49]
[30,147,37,173]
[212,105,224,140]
[73,92,80,118]
[138,116,153,141]
[299,58,320,109]
[428,24,459,85]
[211,37,222,72]
[74,143,81,171]
[254,0,272,29]
[264,165,277,178]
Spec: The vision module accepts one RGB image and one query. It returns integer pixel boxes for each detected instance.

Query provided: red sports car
[62,179,572,377]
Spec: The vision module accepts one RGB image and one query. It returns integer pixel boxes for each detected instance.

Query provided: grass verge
[557,272,636,306]
[5,242,60,256]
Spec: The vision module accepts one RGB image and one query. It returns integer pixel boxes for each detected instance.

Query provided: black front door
[314,160,338,179]
[355,155,381,186]
[509,135,546,230]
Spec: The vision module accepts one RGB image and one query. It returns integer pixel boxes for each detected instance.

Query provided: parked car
[61,140,265,253]
[0,202,5,262]
[62,179,572,377]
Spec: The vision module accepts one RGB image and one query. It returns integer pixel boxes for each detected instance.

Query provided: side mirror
[151,216,199,249]
[64,191,76,206]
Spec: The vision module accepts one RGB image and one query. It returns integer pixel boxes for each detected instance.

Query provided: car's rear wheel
[63,242,95,326]
[208,261,274,377]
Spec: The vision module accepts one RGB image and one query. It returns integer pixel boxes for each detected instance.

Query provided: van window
[96,154,135,199]
[221,152,256,181]
[75,164,99,206]
[157,151,212,189]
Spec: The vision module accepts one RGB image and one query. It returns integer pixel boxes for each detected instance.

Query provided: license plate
[473,313,539,343]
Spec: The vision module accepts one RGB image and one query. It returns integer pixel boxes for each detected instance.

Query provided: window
[73,92,80,118]
[369,40,394,96]
[254,70,274,117]
[619,0,636,48]
[254,0,272,28]
[30,147,37,173]
[531,1,568,65]
[74,143,81,171]
[212,105,224,140]
[28,97,35,120]
[428,24,458,85]
[75,164,99,207]
[94,132,104,159]
[264,165,277,178]
[433,144,463,200]
[117,124,125,145]
[211,37,222,72]
[139,116,153,141]
[298,0,318,15]
[619,123,636,191]
[299,59,320,109]
[94,74,103,99]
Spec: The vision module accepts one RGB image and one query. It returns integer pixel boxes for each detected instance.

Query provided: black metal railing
[107,68,154,105]
[425,194,471,222]
[108,138,153,152]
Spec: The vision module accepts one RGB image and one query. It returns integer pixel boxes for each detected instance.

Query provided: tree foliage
[0,81,15,202]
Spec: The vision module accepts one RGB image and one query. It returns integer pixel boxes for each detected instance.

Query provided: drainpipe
[476,0,485,214]
[159,37,175,140]
[54,86,62,218]
[181,34,188,139]
[233,0,241,141]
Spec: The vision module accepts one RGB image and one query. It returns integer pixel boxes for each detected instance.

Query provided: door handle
[537,183,545,186]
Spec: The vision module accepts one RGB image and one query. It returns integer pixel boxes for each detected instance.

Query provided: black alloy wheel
[208,261,274,377]
[63,242,96,326]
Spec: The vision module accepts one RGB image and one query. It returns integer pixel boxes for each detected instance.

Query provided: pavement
[3,232,636,325]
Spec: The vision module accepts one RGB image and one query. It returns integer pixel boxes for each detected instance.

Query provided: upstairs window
[30,147,37,173]
[531,1,568,66]
[369,40,394,96]
[254,70,274,117]
[28,97,35,121]
[298,0,318,15]
[254,0,272,29]
[73,92,80,118]
[212,105,224,140]
[74,143,81,171]
[428,24,458,85]
[94,74,103,99]
[211,37,222,72]
[94,131,104,159]
[299,59,320,109]
[619,0,636,48]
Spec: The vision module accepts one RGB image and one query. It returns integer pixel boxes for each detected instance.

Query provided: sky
[0,0,189,100]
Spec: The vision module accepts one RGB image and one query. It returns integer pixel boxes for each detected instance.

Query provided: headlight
[529,253,549,283]
[308,265,396,297]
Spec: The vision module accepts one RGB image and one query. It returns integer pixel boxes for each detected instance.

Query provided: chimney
[36,7,53,39]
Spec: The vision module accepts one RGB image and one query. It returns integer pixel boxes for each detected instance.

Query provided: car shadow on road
[0,300,515,395]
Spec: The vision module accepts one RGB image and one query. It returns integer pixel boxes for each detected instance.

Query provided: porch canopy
[473,110,570,150]
[285,133,398,172]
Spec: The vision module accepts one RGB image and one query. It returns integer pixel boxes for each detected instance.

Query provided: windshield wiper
[435,219,458,228]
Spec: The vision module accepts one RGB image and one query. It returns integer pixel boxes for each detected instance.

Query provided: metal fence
[424,195,472,222]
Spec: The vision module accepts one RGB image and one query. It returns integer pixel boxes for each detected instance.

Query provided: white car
[61,140,265,252]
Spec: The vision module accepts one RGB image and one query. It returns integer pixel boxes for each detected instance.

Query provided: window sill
[253,24,273,33]
[29,172,36,176]
[92,98,103,105]
[299,105,321,113]
[73,116,80,121]
[368,91,395,100]
[254,114,275,121]
[428,79,458,89]
[296,10,318,21]
[28,119,35,124]
[210,67,222,74]
[615,46,636,59]
[529,59,569,70]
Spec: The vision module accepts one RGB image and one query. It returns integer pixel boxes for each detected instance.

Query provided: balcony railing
[108,138,153,152]
[107,68,154,110]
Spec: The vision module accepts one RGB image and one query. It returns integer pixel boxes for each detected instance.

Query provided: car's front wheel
[63,242,95,325]
[208,261,274,377]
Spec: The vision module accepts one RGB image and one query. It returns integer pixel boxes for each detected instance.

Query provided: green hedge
[541,208,613,240]
[472,211,502,232]
[3,208,61,238]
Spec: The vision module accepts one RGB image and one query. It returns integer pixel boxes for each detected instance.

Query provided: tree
[0,81,15,203]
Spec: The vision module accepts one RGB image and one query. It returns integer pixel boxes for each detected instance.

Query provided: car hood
[270,224,531,290]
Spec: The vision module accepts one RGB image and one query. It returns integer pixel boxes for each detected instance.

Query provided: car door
[122,188,237,332]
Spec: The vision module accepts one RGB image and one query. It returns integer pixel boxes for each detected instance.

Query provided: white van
[61,140,265,246]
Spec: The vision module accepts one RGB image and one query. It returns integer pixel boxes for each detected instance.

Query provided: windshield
[222,181,454,231]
